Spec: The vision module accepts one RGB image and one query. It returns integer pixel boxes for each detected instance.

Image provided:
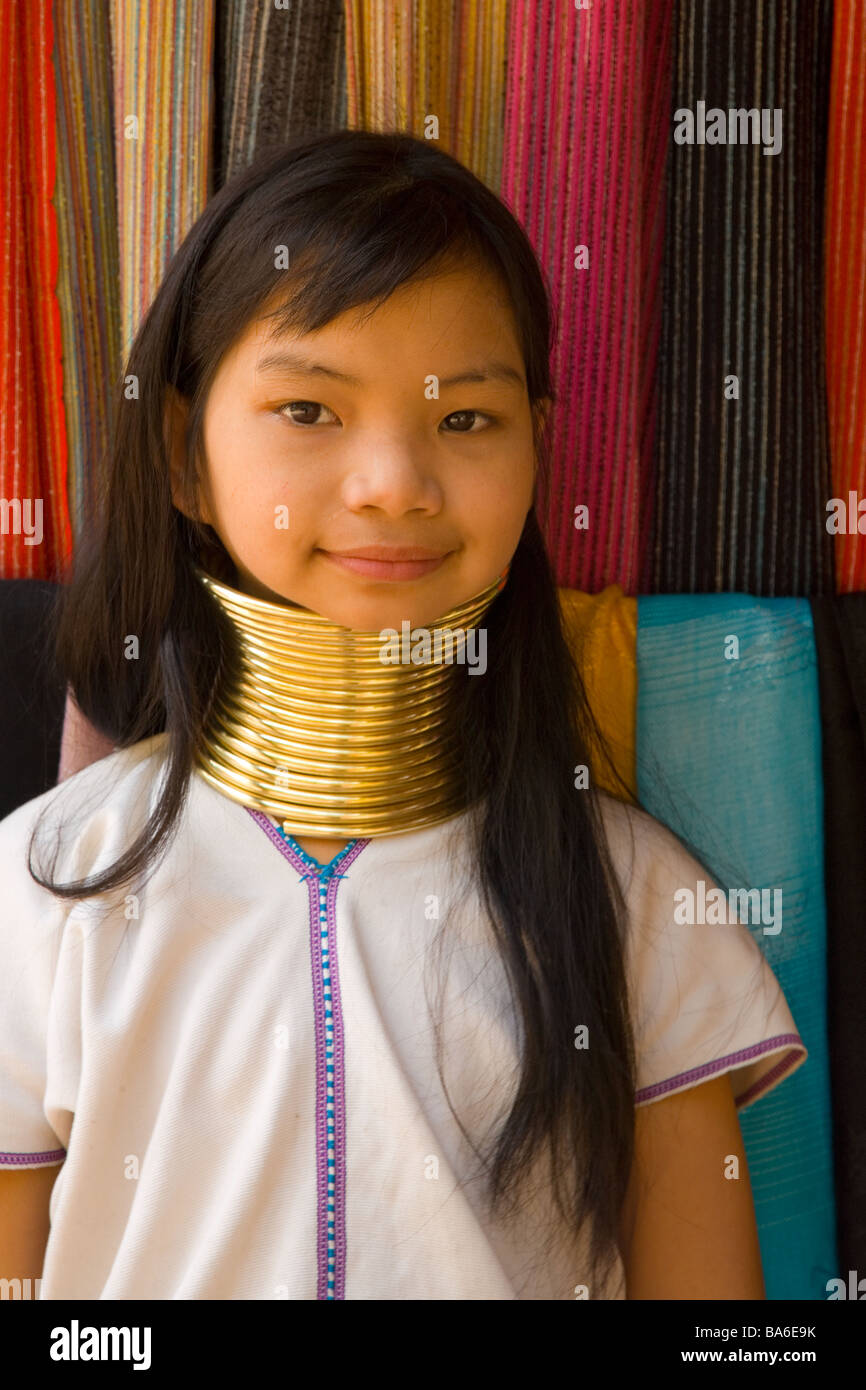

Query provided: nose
[339,442,443,517]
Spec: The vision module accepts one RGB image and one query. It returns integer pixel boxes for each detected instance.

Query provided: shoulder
[0,733,172,905]
[593,788,701,908]
[592,790,807,1110]
[591,786,751,967]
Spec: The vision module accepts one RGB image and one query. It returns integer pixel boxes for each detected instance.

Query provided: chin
[324,587,462,633]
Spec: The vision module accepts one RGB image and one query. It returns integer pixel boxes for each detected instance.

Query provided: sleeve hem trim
[634,1032,806,1108]
[0,1148,67,1167]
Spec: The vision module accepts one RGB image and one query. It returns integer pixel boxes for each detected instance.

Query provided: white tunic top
[0,733,806,1300]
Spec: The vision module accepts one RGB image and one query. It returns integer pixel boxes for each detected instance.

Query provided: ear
[164,386,211,524]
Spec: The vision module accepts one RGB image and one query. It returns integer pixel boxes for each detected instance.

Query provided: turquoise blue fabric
[636,594,836,1300]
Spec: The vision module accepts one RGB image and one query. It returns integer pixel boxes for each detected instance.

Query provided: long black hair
[30,129,645,1293]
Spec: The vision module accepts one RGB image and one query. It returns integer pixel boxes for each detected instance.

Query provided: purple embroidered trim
[0,1149,66,1166]
[246,809,368,1300]
[635,1032,806,1108]
[320,860,361,1299]
[736,1043,805,1108]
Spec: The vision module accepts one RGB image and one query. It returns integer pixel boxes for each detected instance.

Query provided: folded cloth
[558,585,637,801]
[636,592,837,1300]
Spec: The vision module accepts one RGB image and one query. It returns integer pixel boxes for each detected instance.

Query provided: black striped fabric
[213,0,348,189]
[649,0,835,596]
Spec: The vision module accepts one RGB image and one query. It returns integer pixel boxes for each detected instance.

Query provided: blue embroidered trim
[276,831,358,880]
[246,810,370,1299]
[273,825,357,1298]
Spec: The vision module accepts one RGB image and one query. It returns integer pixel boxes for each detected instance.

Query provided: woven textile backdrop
[2,0,865,1303]
[2,0,863,594]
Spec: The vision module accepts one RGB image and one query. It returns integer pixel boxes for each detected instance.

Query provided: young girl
[0,130,806,1301]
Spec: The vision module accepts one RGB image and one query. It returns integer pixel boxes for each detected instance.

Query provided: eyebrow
[254,349,525,390]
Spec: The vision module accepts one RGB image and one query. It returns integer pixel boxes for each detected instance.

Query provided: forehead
[227,261,521,370]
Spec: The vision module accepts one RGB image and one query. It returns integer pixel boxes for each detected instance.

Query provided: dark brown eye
[278,401,337,426]
[443,410,488,432]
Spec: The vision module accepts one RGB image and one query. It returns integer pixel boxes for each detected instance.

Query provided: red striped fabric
[0,0,72,578]
[826,0,866,593]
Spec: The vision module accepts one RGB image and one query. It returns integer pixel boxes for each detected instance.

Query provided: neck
[192,564,505,837]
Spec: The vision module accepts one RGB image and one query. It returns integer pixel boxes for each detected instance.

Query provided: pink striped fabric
[501,0,671,593]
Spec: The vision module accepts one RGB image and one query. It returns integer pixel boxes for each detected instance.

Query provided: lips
[326,546,447,561]
[319,546,450,581]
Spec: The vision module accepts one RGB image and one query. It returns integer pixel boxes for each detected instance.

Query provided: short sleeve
[0,803,70,1168]
[601,796,808,1111]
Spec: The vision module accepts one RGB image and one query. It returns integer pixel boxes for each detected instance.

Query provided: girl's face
[169,260,544,631]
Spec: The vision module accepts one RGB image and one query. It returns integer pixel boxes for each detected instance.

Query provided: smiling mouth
[318,549,450,581]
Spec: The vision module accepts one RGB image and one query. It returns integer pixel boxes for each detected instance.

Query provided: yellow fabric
[558,585,637,803]
[343,0,507,192]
